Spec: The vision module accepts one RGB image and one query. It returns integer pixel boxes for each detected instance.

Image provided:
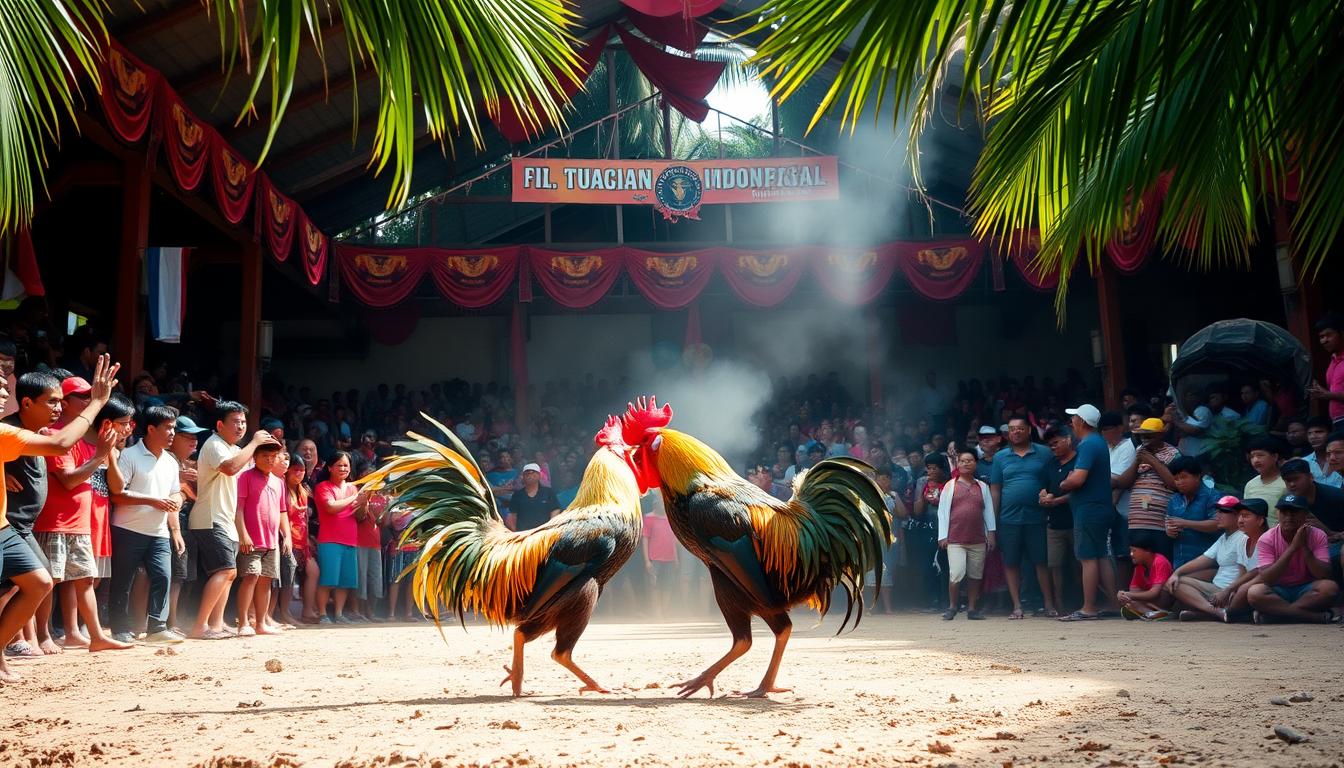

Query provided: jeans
[110,526,171,635]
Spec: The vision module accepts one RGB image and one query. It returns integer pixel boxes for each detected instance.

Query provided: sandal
[1043,608,1060,618]
[4,642,41,658]
[1008,610,1024,620]
[942,609,957,621]
[1057,610,1098,622]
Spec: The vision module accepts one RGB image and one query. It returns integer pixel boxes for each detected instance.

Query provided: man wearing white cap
[508,462,559,531]
[1058,404,1116,621]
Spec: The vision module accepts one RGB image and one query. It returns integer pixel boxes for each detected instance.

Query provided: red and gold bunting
[428,248,521,308]
[527,248,625,308]
[157,86,213,191]
[812,247,900,305]
[719,250,806,307]
[211,141,256,225]
[620,0,725,17]
[489,31,609,144]
[298,214,328,286]
[893,240,986,301]
[334,244,430,307]
[624,250,716,309]
[256,178,296,262]
[1106,177,1167,274]
[100,45,159,143]
[1002,230,1058,292]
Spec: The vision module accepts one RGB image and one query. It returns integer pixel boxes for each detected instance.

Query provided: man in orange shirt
[0,354,120,683]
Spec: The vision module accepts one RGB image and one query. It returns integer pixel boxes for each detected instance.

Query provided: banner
[528,248,625,308]
[1002,230,1059,292]
[428,248,521,308]
[625,250,717,309]
[147,247,188,343]
[257,178,297,262]
[100,46,159,143]
[1106,178,1167,274]
[298,214,328,286]
[211,141,256,225]
[893,239,986,301]
[157,87,213,191]
[719,250,806,307]
[617,26,724,122]
[335,245,430,307]
[813,247,899,305]
[513,156,839,219]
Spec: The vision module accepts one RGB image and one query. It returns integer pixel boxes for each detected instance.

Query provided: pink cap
[1215,495,1241,510]
[60,377,92,398]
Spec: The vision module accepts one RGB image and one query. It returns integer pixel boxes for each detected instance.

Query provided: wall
[525,313,654,385]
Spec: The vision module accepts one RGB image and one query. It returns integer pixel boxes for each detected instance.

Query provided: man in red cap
[0,355,123,683]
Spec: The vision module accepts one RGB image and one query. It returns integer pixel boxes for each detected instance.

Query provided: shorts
[237,547,280,579]
[1,527,45,585]
[1046,528,1074,569]
[947,543,986,583]
[316,542,359,589]
[189,525,239,575]
[386,549,418,584]
[1271,582,1317,604]
[1073,519,1111,561]
[357,546,384,600]
[173,507,193,582]
[36,532,97,581]
[279,549,297,592]
[998,523,1047,568]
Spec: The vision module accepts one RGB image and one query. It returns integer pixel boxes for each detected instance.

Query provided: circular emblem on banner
[654,165,702,221]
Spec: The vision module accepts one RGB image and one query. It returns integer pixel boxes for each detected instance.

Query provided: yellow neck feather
[653,429,736,492]
[570,447,642,512]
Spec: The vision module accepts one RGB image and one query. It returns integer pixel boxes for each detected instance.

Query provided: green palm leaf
[0,0,106,235]
[745,0,1344,292]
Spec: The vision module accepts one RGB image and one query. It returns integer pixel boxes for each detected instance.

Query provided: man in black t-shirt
[508,463,560,531]
[1039,427,1078,614]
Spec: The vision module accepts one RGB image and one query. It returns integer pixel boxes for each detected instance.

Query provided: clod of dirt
[492,720,521,730]
[948,694,960,703]
[1288,692,1313,703]
[235,700,264,709]
[644,682,661,689]
[265,659,284,673]
[154,647,178,656]
[1270,697,1291,706]
[410,710,424,719]
[1273,725,1309,744]
[1075,740,1109,752]
[989,732,1018,741]
[1116,689,1131,698]
[927,741,954,755]
[989,663,1023,673]
[123,704,143,713]
[89,745,104,756]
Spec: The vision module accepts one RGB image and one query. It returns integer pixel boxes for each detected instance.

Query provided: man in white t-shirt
[107,405,185,644]
[186,402,278,640]
[1164,495,1249,621]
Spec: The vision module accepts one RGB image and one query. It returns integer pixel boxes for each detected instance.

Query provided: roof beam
[224,66,375,142]
[266,112,380,175]
[113,0,202,45]
[290,132,442,201]
[174,16,347,100]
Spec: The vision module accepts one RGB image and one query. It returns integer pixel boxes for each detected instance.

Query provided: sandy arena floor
[2,612,1342,767]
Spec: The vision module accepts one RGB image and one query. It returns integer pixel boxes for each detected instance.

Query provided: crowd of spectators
[5,307,1344,685]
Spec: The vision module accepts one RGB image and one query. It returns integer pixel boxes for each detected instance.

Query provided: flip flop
[1057,610,1098,622]
[1008,610,1024,620]
[198,629,233,640]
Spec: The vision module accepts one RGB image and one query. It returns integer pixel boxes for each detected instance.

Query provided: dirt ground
[2,612,1342,767]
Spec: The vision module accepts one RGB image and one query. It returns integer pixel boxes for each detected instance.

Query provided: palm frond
[0,0,106,235]
[206,0,583,208]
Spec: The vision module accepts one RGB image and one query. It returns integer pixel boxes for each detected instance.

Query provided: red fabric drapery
[617,26,724,122]
[298,214,328,286]
[1106,179,1167,274]
[528,248,625,308]
[625,249,717,309]
[427,247,522,308]
[489,30,609,144]
[157,86,213,192]
[211,139,256,225]
[812,246,900,305]
[626,8,709,52]
[893,239,986,301]
[100,46,159,143]
[1003,230,1058,292]
[8,229,45,297]
[719,249,807,306]
[257,178,297,263]
[366,301,421,346]
[334,244,432,307]
[620,0,725,16]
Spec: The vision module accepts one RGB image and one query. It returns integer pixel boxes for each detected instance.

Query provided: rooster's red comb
[593,415,626,449]
[620,396,672,444]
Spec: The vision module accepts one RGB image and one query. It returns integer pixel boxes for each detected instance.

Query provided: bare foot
[734,685,791,698]
[578,683,611,694]
[236,626,257,637]
[676,671,718,699]
[88,637,133,652]
[254,625,281,636]
[38,639,63,655]
[62,635,90,650]
[0,665,21,684]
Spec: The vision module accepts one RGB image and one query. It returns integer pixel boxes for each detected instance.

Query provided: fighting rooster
[620,397,891,698]
[360,414,646,696]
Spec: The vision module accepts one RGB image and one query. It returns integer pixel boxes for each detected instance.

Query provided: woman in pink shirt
[936,451,998,621]
[314,452,366,624]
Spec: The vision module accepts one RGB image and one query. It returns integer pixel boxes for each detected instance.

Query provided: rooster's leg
[677,570,753,698]
[499,628,526,697]
[736,611,793,698]
[551,580,610,694]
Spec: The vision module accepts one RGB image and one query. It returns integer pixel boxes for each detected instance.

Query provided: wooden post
[771,96,781,155]
[608,50,624,245]
[1276,206,1317,352]
[1095,258,1127,410]
[238,241,263,417]
[115,157,150,378]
